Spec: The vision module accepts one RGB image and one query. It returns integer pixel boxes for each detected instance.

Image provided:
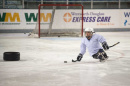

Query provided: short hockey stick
[109,42,120,48]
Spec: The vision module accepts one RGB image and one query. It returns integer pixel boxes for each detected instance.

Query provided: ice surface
[0,32,130,86]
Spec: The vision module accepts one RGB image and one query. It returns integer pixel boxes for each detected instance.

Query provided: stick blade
[117,42,120,44]
[72,59,77,62]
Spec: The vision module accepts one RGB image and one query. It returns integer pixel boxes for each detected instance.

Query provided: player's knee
[93,49,108,59]
[92,54,98,59]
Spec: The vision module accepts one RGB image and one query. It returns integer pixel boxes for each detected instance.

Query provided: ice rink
[0,32,130,86]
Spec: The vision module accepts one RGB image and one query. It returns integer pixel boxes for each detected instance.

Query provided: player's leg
[92,49,108,62]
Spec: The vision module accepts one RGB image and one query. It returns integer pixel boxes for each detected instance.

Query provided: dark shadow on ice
[0,59,27,62]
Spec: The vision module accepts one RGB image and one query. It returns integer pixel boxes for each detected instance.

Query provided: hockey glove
[102,41,109,50]
[77,53,83,61]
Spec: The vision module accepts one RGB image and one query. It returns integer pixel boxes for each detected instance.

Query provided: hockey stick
[72,42,120,62]
[109,42,120,48]
[72,59,78,62]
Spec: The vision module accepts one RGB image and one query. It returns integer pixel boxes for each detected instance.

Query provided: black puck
[64,61,67,63]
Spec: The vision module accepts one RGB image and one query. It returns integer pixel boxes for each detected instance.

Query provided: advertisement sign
[0,9,130,30]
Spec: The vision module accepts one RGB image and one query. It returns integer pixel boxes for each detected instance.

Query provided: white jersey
[80,33,106,56]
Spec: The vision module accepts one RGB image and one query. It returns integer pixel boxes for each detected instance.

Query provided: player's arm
[77,39,86,61]
[97,34,109,50]
[102,41,109,50]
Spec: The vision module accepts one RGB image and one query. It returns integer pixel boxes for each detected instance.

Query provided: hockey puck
[3,52,20,61]
[64,61,67,63]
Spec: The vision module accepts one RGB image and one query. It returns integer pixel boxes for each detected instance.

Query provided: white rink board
[0,9,130,30]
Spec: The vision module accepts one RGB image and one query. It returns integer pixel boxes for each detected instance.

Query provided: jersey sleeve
[97,34,106,43]
[80,38,86,55]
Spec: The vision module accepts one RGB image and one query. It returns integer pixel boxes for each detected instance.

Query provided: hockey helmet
[84,28,94,33]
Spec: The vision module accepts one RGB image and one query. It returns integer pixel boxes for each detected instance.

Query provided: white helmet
[84,28,94,33]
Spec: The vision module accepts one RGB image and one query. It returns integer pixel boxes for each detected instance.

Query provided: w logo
[0,13,20,22]
[63,13,72,22]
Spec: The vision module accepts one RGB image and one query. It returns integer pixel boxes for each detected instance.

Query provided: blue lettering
[86,17,89,22]
[73,17,96,22]
[97,17,111,22]
[83,17,86,22]
[72,17,82,22]
[85,17,96,22]
[72,17,76,22]
[92,17,96,22]
[124,12,130,17]
[76,17,79,22]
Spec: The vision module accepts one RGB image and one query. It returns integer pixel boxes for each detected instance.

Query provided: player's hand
[77,53,83,61]
[102,41,109,50]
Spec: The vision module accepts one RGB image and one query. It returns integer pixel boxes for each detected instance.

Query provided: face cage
[84,31,93,36]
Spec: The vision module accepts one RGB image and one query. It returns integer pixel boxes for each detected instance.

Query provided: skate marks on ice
[106,50,125,61]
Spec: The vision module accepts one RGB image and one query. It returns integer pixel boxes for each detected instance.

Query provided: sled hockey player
[77,28,109,62]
